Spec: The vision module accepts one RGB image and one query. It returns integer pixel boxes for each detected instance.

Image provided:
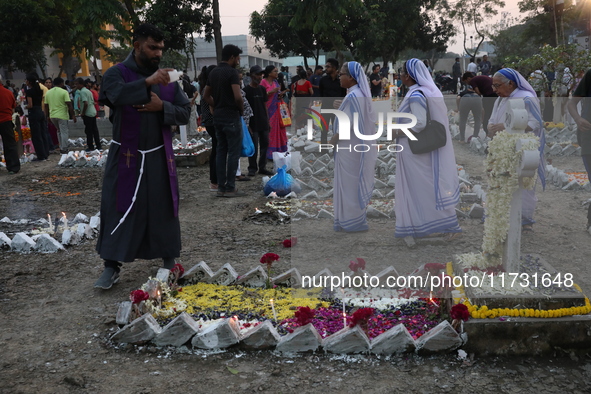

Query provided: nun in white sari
[394,59,461,239]
[488,68,545,230]
[332,61,378,232]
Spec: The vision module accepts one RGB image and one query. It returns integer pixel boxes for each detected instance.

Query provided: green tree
[144,0,213,53]
[250,0,332,69]
[444,0,506,57]
[350,0,453,66]
[0,0,57,74]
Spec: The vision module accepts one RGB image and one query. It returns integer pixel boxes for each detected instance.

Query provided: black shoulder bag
[407,90,447,154]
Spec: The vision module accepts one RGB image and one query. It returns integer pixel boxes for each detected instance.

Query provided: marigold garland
[446,262,591,319]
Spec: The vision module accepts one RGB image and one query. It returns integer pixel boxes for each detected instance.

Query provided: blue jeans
[214,116,242,192]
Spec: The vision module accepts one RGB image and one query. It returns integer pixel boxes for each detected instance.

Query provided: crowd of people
[2,23,590,290]
[0,74,105,174]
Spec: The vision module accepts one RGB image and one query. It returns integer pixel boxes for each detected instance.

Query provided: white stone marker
[11,232,36,253]
[371,324,416,355]
[33,234,64,253]
[276,323,323,353]
[240,320,281,349]
[323,326,370,354]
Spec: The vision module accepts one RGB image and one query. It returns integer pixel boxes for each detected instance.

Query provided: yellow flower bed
[446,262,591,319]
[176,282,330,322]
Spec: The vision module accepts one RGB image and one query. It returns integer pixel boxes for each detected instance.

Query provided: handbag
[407,90,447,154]
[240,118,255,157]
[278,100,292,127]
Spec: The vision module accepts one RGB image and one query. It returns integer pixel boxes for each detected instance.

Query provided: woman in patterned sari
[261,65,287,160]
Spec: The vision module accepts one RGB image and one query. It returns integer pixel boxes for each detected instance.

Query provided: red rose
[349,308,375,328]
[294,306,315,326]
[130,290,150,304]
[348,257,366,273]
[171,263,184,277]
[260,252,280,266]
[282,239,292,248]
[355,258,366,270]
[450,304,470,321]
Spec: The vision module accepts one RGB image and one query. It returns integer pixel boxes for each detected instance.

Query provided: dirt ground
[2,129,591,393]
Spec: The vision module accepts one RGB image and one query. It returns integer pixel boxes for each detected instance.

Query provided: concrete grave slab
[153,312,200,347]
[111,313,162,344]
[240,320,281,349]
[276,323,323,353]
[191,318,240,349]
[323,326,370,354]
[371,324,416,354]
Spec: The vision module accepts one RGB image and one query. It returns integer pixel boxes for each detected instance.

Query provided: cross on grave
[500,100,540,273]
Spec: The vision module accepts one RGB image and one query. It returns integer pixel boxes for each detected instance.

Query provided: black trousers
[0,120,20,173]
[205,125,217,184]
[28,106,50,160]
[482,95,497,133]
[82,115,101,150]
[248,127,269,173]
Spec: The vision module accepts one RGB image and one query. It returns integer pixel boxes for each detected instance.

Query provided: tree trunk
[123,0,140,28]
[212,0,223,64]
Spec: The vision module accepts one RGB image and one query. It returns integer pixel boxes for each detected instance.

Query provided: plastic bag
[272,151,301,175]
[263,165,301,197]
[241,118,255,157]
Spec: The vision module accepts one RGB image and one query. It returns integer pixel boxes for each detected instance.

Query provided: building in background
[189,35,282,73]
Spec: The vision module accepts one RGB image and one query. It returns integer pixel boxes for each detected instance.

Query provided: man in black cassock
[94,23,190,289]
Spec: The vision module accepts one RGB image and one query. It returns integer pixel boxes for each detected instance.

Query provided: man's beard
[138,48,160,73]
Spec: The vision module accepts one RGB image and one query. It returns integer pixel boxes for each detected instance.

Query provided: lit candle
[47,214,53,232]
[157,290,161,308]
[61,212,68,229]
[340,288,347,328]
[270,299,277,321]
[429,291,439,307]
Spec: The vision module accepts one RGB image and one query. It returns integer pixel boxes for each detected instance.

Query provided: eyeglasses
[492,82,506,89]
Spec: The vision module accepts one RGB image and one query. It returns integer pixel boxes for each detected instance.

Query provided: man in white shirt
[466,57,478,73]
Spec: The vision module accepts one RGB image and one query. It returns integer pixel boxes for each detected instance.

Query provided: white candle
[61,212,68,229]
[340,288,346,328]
[47,214,53,232]
[157,290,161,308]
[270,299,277,321]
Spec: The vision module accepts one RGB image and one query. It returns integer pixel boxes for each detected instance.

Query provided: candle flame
[61,212,66,219]
[269,298,274,303]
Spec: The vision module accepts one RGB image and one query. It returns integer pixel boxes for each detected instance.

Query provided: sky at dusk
[217,0,532,56]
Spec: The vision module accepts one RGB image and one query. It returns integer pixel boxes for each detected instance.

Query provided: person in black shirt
[369,64,382,98]
[244,65,272,177]
[24,73,50,161]
[203,44,245,197]
[319,58,347,144]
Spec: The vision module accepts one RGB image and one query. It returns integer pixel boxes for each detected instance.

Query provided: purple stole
[115,63,179,217]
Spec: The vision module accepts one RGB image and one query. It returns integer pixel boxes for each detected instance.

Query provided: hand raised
[145,68,174,86]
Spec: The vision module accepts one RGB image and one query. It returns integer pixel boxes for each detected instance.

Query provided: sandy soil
[1,133,591,393]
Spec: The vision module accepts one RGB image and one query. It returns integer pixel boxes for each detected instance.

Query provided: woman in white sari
[394,58,461,239]
[332,61,378,232]
[488,68,545,232]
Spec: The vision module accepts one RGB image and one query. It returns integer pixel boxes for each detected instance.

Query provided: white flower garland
[459,131,539,269]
